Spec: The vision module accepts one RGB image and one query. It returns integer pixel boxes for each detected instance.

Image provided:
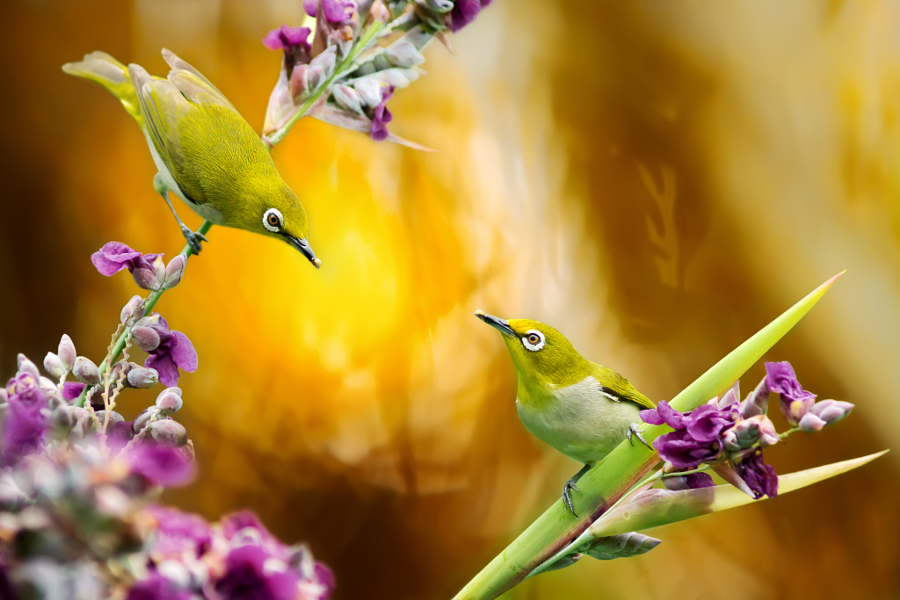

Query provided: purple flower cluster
[133,313,198,387]
[92,242,186,292]
[261,0,491,145]
[1,284,333,598]
[641,361,854,500]
[124,509,334,600]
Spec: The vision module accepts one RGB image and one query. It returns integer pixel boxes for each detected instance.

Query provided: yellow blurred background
[1,0,899,598]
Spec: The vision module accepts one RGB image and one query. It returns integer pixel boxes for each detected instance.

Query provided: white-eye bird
[475,310,654,516]
[62,50,321,268]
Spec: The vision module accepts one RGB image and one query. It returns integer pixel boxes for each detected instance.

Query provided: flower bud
[148,419,188,447]
[585,532,662,561]
[163,255,186,290]
[132,326,161,353]
[17,354,40,380]
[43,352,67,379]
[741,376,769,419]
[134,407,161,433]
[798,400,854,433]
[0,389,7,404]
[310,46,337,78]
[39,376,59,400]
[419,0,453,13]
[94,410,125,429]
[354,78,383,107]
[307,65,326,93]
[127,367,159,389]
[155,387,183,415]
[333,85,363,114]
[722,415,778,451]
[290,64,310,98]
[72,356,101,385]
[385,40,425,68]
[120,295,145,325]
[131,267,161,291]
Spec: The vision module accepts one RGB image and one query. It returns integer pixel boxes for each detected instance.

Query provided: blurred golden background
[1,0,899,598]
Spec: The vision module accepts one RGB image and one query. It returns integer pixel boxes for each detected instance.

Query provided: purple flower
[123,443,195,487]
[109,420,135,454]
[653,428,722,470]
[369,86,394,142]
[1,402,47,466]
[6,372,46,408]
[765,361,816,426]
[639,400,686,428]
[686,403,736,442]
[126,573,191,600]
[62,381,87,401]
[449,0,492,32]
[2,374,49,465]
[263,25,312,51]
[641,400,736,469]
[138,314,198,387]
[303,0,356,23]
[91,242,144,276]
[144,506,212,559]
[733,449,778,499]
[214,545,300,600]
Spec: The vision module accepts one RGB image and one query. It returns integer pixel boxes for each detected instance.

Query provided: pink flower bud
[798,400,854,433]
[149,419,187,447]
[120,296,145,325]
[72,356,100,385]
[132,326,161,353]
[163,255,186,290]
[43,353,66,379]
[290,64,310,99]
[127,367,159,389]
[58,335,77,371]
[155,387,184,415]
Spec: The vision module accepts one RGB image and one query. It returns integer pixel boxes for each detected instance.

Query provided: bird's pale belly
[516,376,642,464]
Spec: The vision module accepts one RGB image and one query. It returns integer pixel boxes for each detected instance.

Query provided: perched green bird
[62,50,321,268]
[475,310,654,516]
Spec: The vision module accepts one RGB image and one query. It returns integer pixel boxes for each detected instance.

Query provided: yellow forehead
[507,318,553,337]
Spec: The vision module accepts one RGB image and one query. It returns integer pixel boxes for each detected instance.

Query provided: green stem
[265,21,386,147]
[74,220,214,408]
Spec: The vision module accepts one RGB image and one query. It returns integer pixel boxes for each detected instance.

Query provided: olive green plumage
[62,50,320,267]
[475,311,654,515]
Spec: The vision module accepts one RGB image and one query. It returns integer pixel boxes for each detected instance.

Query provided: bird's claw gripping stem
[562,479,580,517]
[180,226,207,254]
[626,423,651,449]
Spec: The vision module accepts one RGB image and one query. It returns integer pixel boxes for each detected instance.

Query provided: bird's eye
[522,330,545,352]
[263,208,283,233]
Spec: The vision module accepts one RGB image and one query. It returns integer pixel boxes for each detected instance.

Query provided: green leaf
[451,272,843,600]
[587,451,888,539]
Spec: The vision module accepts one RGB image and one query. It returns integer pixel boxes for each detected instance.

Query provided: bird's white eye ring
[263,208,283,233]
[522,330,545,352]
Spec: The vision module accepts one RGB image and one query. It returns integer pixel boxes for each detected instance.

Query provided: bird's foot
[180,226,208,254]
[562,478,581,517]
[626,423,651,449]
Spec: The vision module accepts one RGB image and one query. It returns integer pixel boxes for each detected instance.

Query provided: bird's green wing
[128,51,239,206]
[161,49,235,111]
[594,365,656,410]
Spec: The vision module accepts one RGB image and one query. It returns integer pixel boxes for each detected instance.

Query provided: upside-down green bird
[475,310,655,516]
[62,50,321,268]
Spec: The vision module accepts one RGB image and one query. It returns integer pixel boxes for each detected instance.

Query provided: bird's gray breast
[516,376,642,464]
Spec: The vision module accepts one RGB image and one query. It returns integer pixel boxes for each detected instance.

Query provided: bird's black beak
[288,236,322,269]
[474,310,515,336]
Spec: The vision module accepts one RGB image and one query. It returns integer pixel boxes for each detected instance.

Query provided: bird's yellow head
[237,175,321,269]
[474,310,590,386]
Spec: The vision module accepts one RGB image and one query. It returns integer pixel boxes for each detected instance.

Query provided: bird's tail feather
[62,51,143,124]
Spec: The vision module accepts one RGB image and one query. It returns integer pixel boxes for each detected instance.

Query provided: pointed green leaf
[587,450,888,538]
